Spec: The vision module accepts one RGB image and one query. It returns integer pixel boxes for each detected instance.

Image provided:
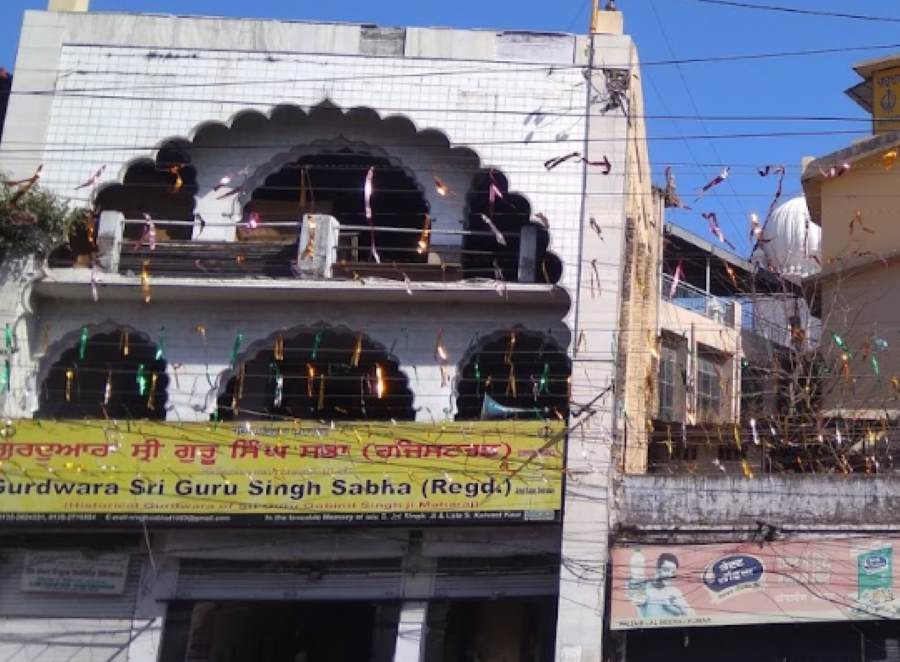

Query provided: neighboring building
[0,2,653,661]
[605,54,900,662]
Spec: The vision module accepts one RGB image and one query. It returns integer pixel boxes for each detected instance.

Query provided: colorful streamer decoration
[416,215,432,255]
[74,165,106,191]
[301,216,317,260]
[669,260,684,298]
[4,324,12,355]
[311,331,323,360]
[306,363,316,398]
[478,214,507,246]
[195,325,207,346]
[543,152,612,174]
[492,259,507,299]
[140,260,151,304]
[78,326,89,361]
[832,332,851,357]
[136,364,147,396]
[872,355,881,379]
[65,367,75,402]
[120,330,130,357]
[90,268,100,303]
[749,418,760,446]
[4,164,43,206]
[820,162,850,178]
[375,364,386,399]
[351,333,363,368]
[538,362,551,394]
[748,212,764,242]
[155,327,167,361]
[231,331,244,367]
[363,167,381,264]
[247,212,260,231]
[168,165,184,193]
[435,329,449,363]
[103,369,112,406]
[433,176,449,197]
[273,334,285,361]
[695,166,729,202]
[504,332,517,365]
[270,362,283,408]
[0,360,9,394]
[703,212,736,250]
[317,373,326,411]
[506,363,518,398]
[884,150,898,170]
[741,458,755,479]
[758,164,786,224]
[147,373,159,411]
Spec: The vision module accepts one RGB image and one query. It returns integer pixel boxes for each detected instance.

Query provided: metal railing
[662,274,736,327]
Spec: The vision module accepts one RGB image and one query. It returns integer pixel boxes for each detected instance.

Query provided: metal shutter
[174,558,404,601]
[0,549,142,619]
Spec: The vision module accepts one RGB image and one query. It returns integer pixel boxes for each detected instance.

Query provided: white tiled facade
[0,9,644,662]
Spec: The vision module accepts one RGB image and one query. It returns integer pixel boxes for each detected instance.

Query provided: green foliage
[0,178,88,258]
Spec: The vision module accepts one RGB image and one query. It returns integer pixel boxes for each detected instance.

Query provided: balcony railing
[662,274,736,327]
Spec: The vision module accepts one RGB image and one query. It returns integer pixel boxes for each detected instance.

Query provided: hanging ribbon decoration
[741,458,755,479]
[306,363,316,398]
[136,364,147,396]
[590,259,602,298]
[820,162,850,179]
[723,261,739,289]
[4,324,13,356]
[543,152,612,174]
[78,326,89,361]
[433,176,449,197]
[664,425,674,458]
[703,212,736,250]
[417,215,432,255]
[884,149,898,170]
[231,331,244,367]
[195,325,207,347]
[273,334,285,361]
[120,330,130,357]
[872,355,881,379]
[140,260,152,304]
[758,164,786,224]
[504,332,517,366]
[99,368,112,406]
[0,359,9,394]
[539,362,551,394]
[311,331,323,360]
[74,165,106,191]
[270,362,283,408]
[4,164,42,206]
[488,170,503,217]
[155,327,167,361]
[168,164,184,193]
[65,367,75,402]
[506,363,518,398]
[351,333,363,368]
[375,364,386,399]
[748,212,765,243]
[317,373,326,411]
[363,166,381,264]
[479,214,508,246]
[147,373,159,411]
[750,418,760,446]
[732,424,742,452]
[694,166,729,202]
[435,329,449,363]
[136,214,157,251]
[669,260,684,298]
[236,362,246,402]
[299,165,313,210]
[832,332,852,358]
[90,268,100,303]
[301,215,317,260]
[492,260,507,299]
[474,356,482,397]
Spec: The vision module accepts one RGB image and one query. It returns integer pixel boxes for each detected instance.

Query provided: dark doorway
[161,601,390,662]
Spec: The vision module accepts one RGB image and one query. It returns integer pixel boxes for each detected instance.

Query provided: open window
[37,328,168,420]
[215,328,415,421]
[455,330,569,421]
[94,143,197,242]
[461,170,562,284]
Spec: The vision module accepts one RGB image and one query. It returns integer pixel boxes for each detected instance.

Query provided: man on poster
[629,552,694,619]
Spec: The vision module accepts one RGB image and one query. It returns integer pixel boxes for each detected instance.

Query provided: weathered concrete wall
[616,474,900,533]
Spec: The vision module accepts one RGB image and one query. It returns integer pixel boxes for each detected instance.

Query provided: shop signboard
[610,540,900,629]
[0,420,562,525]
[21,551,129,595]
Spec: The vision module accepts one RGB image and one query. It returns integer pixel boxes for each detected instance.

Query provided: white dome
[754,196,821,278]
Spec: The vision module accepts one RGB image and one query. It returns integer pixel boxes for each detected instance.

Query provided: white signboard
[20,551,129,595]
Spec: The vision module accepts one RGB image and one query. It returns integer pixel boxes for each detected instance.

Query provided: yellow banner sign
[0,420,562,525]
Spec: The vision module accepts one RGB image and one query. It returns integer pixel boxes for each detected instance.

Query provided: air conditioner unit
[295,214,340,278]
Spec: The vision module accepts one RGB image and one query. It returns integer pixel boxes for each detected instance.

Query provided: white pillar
[393,601,428,662]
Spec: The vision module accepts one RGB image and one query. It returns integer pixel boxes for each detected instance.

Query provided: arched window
[242,149,429,266]
[37,329,168,420]
[94,143,197,242]
[461,170,562,284]
[456,330,570,421]
[215,328,414,421]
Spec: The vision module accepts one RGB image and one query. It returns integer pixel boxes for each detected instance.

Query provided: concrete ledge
[616,474,900,533]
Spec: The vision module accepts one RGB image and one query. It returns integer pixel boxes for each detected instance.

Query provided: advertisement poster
[21,551,130,595]
[610,540,900,629]
[0,420,562,525]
